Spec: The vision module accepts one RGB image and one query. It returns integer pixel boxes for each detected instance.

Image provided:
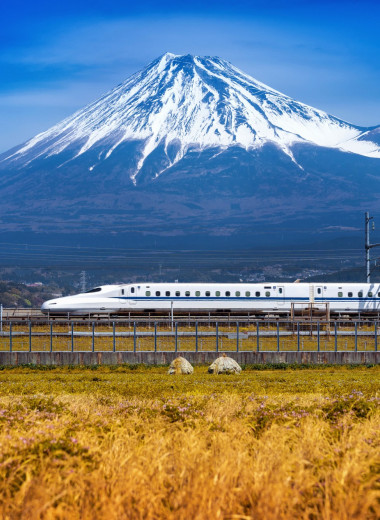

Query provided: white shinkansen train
[41,282,380,315]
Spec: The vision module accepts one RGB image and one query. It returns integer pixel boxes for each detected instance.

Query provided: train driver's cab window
[265,291,270,297]
[155,291,161,296]
[245,291,250,297]
[205,291,211,297]
[185,291,190,297]
[195,291,200,296]
[175,291,180,297]
[235,291,240,297]
[131,287,135,294]
[338,292,343,297]
[368,291,373,297]
[225,291,230,297]
[86,287,102,293]
[255,291,260,297]
[146,291,151,296]
[165,291,170,296]
[216,291,221,297]
[358,291,363,298]
[348,292,353,297]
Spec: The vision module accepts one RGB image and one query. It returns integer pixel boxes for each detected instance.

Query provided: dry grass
[0,366,379,519]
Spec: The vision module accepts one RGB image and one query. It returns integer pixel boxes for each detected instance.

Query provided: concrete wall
[0,351,378,366]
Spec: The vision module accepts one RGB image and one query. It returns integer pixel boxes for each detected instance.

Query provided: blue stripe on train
[111,296,380,302]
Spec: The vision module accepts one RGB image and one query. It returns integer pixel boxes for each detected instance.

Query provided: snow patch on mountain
[2,53,380,181]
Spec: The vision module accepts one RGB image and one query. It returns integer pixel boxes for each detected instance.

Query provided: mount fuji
[0,53,379,248]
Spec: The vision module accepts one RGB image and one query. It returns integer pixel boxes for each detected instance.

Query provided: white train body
[41,282,380,315]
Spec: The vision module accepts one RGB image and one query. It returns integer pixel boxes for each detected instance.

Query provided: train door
[276,286,285,306]
[127,286,137,306]
[315,286,323,300]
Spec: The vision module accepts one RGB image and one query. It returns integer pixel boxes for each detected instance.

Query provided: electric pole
[365,212,380,282]
[80,271,87,293]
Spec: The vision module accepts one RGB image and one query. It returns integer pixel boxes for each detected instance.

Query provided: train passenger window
[338,292,343,297]
[368,291,373,297]
[121,289,124,295]
[235,291,240,297]
[131,287,135,294]
[265,291,270,297]
[225,291,230,297]
[156,291,160,296]
[206,291,211,297]
[195,291,200,296]
[146,291,151,296]
[255,291,260,297]
[165,291,170,296]
[279,288,283,294]
[348,292,353,297]
[358,291,363,298]
[245,291,250,297]
[175,291,180,297]
[216,291,220,297]
[185,291,190,297]
[317,288,321,294]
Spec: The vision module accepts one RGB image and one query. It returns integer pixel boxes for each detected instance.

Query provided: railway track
[2,308,380,325]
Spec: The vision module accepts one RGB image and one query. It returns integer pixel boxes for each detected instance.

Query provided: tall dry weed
[0,367,378,519]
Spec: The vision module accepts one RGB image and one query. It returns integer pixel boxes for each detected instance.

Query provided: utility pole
[365,212,380,282]
[80,270,87,293]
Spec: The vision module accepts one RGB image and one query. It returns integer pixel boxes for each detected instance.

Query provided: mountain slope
[1,53,379,185]
[0,53,379,247]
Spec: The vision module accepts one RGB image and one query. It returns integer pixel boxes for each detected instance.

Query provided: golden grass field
[0,365,379,519]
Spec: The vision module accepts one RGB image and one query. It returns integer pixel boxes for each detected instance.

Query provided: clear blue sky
[1,0,379,152]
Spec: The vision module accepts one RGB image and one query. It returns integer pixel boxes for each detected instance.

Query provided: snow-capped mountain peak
[2,52,380,182]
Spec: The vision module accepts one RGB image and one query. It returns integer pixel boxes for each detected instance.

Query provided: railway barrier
[0,319,379,355]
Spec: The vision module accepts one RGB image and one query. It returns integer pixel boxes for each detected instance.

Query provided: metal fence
[0,320,379,352]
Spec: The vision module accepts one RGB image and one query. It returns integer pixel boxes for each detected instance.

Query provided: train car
[41,282,380,315]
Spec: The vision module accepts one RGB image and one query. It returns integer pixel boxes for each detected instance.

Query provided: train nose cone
[41,302,49,313]
[41,300,56,313]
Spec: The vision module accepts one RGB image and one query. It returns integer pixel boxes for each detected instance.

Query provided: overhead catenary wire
[0,240,368,274]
